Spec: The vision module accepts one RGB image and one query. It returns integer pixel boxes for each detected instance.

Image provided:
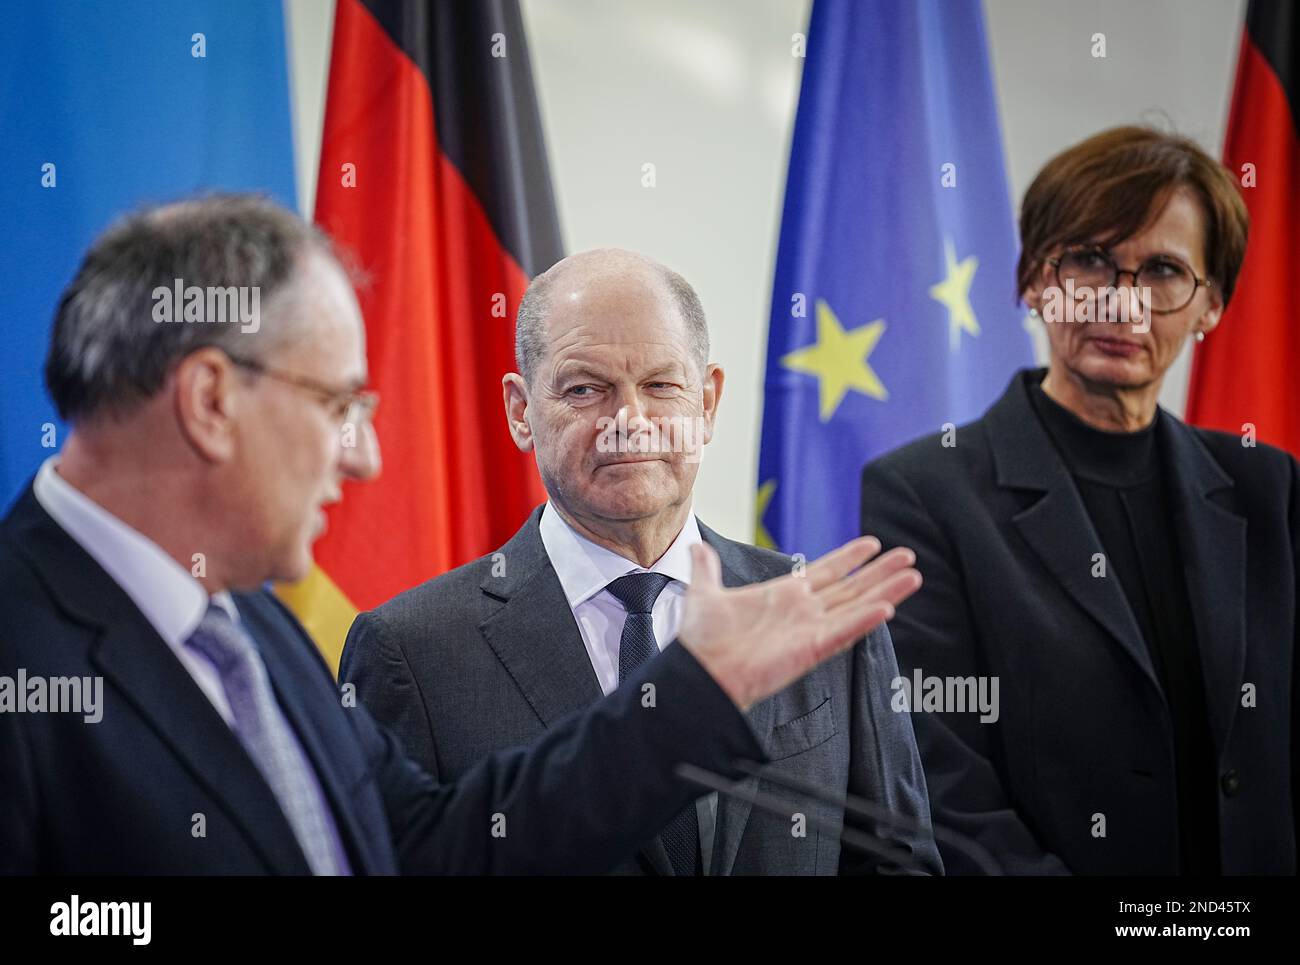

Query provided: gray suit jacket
[340,508,942,875]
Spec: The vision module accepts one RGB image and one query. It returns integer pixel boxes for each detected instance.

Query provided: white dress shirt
[33,456,239,725]
[538,501,718,873]
[538,501,700,696]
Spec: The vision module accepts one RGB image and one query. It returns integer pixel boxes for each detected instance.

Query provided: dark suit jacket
[0,485,766,874]
[340,510,942,875]
[860,368,1298,875]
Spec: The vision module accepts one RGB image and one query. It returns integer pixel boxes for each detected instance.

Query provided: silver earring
[1195,330,1205,342]
[1028,307,1040,318]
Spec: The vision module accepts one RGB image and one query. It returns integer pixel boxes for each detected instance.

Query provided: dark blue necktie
[606,572,701,876]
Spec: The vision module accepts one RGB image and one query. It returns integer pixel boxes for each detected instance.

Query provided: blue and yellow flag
[756,0,1034,557]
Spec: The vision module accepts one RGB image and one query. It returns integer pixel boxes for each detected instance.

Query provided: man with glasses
[0,195,921,874]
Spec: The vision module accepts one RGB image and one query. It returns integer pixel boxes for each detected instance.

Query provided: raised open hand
[678,536,921,710]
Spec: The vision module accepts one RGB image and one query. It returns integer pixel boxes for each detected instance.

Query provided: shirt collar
[1028,377,1159,486]
[33,456,238,646]
[538,501,701,609]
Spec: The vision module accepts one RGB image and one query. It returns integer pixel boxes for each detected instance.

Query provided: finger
[824,569,922,640]
[817,546,916,611]
[831,568,923,617]
[859,567,923,611]
[802,536,882,592]
[805,601,896,667]
[689,541,723,591]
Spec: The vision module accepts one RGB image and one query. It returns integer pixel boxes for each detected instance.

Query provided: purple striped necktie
[185,603,348,875]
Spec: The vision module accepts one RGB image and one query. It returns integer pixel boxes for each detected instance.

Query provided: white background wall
[285,0,1246,542]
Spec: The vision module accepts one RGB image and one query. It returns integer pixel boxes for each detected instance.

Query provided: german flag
[279,0,561,670]
[1187,0,1300,454]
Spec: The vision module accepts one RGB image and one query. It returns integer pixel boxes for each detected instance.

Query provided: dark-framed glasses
[1047,246,1212,314]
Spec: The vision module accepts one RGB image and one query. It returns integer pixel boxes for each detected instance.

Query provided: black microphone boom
[676,759,1003,876]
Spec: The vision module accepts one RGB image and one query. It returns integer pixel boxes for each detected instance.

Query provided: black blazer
[0,485,764,874]
[340,510,942,875]
[860,369,1298,875]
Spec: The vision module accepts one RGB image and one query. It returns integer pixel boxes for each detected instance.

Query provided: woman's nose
[1110,269,1147,323]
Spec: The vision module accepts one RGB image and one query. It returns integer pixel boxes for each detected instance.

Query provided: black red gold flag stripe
[279,0,561,669]
[1187,0,1300,454]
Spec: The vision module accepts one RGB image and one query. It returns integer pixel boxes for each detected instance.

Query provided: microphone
[676,760,1003,876]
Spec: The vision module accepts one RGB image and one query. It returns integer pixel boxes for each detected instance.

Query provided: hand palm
[678,537,921,710]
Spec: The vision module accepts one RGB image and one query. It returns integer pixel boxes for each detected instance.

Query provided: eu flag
[756,0,1035,558]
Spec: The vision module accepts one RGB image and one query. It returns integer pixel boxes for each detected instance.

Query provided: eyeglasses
[226,354,379,427]
[1047,246,1212,314]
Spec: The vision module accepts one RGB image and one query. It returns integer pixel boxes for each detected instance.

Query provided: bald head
[501,248,724,563]
[514,248,708,384]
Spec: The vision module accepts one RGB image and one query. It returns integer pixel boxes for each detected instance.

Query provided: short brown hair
[1016,126,1249,306]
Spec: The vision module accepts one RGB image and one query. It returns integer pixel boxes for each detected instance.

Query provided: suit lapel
[9,491,311,874]
[990,372,1247,753]
[477,509,604,727]
[478,510,673,874]
[89,620,312,874]
[478,512,784,874]
[698,523,778,877]
[988,373,1159,693]
[1160,419,1247,754]
[1011,491,1157,688]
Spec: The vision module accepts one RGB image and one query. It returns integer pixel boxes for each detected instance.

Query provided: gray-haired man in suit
[341,249,941,875]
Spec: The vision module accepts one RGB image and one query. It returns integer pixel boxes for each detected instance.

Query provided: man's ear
[173,347,241,463]
[502,372,534,452]
[701,363,724,445]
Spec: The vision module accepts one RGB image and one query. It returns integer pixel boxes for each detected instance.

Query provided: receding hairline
[514,248,710,382]
[534,248,681,305]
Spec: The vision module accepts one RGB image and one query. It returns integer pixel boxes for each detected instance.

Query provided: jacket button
[1220,770,1240,796]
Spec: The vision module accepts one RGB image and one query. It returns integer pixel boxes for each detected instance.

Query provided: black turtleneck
[1029,379,1220,876]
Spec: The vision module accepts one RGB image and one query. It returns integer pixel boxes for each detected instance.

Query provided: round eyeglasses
[1047,246,1212,314]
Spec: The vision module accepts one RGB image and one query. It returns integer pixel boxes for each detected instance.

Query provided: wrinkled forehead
[543,267,691,374]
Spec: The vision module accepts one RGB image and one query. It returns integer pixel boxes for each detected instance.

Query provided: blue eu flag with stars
[756,0,1035,558]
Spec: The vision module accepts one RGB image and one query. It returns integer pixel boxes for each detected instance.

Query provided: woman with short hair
[861,126,1294,875]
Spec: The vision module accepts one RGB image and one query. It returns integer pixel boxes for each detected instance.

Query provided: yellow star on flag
[755,478,777,550]
[781,298,887,422]
[929,238,979,351]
